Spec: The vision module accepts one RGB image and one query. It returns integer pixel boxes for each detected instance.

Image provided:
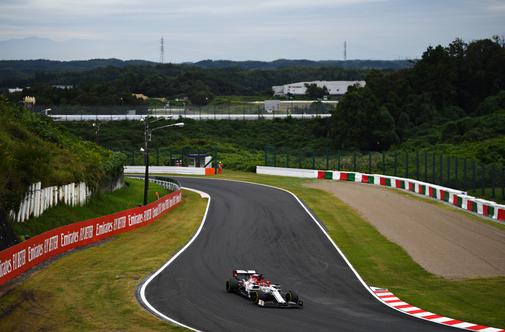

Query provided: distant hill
[192,59,414,70]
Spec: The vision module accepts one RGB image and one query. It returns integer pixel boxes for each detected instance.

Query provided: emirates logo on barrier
[0,191,182,286]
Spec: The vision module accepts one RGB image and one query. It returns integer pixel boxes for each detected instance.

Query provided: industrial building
[272,80,365,97]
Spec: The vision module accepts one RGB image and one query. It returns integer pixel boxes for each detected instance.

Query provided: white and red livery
[225,269,303,308]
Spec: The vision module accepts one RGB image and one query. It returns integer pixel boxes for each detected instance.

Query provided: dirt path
[307,181,505,279]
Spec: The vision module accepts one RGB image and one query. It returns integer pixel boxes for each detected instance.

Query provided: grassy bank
[0,189,205,331]
[207,171,505,328]
[11,178,171,239]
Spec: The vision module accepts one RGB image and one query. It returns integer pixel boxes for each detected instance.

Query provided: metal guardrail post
[405,152,409,178]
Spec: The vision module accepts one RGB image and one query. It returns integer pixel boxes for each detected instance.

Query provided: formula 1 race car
[225,269,303,308]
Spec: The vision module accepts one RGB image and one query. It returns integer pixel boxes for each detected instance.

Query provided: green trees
[330,37,505,151]
[304,83,328,99]
[331,87,398,150]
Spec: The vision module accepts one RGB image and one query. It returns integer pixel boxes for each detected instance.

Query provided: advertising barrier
[256,166,505,223]
[0,190,182,286]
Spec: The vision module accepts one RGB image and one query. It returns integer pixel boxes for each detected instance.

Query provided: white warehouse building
[272,80,365,96]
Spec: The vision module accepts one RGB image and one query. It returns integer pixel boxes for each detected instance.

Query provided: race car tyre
[226,279,239,293]
[285,290,299,303]
[250,291,260,304]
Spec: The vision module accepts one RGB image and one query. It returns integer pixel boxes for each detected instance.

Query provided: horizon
[1,0,504,62]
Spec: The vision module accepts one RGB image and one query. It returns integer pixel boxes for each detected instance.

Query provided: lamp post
[142,118,184,205]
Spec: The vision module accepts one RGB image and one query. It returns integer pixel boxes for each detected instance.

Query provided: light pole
[142,119,184,205]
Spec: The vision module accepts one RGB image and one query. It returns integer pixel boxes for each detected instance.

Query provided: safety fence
[0,188,182,286]
[9,182,92,223]
[264,147,505,203]
[256,166,505,223]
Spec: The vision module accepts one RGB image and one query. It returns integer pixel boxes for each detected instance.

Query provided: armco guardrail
[256,166,505,222]
[127,176,181,192]
[0,189,182,286]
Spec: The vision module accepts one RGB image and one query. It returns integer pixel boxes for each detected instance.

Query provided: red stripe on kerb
[443,320,463,325]
[423,314,442,320]
[384,299,400,303]
[467,325,489,331]
[394,304,413,309]
[408,309,426,314]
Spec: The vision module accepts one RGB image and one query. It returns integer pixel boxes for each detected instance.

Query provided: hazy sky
[0,0,504,61]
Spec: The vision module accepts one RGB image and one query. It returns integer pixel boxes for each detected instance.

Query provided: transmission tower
[344,41,347,61]
[160,37,164,64]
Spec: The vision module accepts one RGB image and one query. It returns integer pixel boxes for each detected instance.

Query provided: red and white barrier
[0,190,182,286]
[255,166,505,223]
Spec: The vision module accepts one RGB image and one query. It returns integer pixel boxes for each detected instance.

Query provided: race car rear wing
[233,269,256,279]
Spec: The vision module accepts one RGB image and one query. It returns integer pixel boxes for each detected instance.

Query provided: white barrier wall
[256,166,505,223]
[256,166,318,178]
[124,166,207,176]
[9,182,91,223]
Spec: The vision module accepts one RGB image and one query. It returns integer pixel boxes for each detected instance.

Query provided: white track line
[138,187,210,332]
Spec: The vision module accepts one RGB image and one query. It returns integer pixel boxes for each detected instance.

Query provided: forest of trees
[1,65,368,105]
[331,37,505,151]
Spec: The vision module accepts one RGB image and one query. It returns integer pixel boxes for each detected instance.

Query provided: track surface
[144,178,455,331]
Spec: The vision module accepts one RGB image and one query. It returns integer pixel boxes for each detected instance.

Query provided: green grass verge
[203,170,505,328]
[0,189,205,331]
[11,179,171,239]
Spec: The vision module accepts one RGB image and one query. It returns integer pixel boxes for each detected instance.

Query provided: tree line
[331,37,505,151]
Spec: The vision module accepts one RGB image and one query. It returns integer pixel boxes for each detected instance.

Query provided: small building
[272,80,366,97]
[186,154,213,168]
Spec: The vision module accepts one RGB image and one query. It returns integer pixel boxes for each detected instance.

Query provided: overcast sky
[0,0,504,61]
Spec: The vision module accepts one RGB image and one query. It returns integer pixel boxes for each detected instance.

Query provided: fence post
[491,164,495,198]
[447,156,451,187]
[368,151,372,174]
[455,158,459,188]
[502,166,505,201]
[432,153,436,183]
[337,151,341,170]
[424,152,428,181]
[405,152,409,178]
[353,152,357,172]
[481,164,485,196]
[416,151,419,179]
[463,158,467,190]
[472,161,477,192]
[394,153,397,176]
[382,151,386,175]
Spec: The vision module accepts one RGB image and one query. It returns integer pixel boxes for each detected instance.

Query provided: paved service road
[144,178,455,332]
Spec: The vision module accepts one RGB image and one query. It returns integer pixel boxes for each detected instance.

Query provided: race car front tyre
[226,279,239,293]
[285,290,299,303]
[250,291,260,304]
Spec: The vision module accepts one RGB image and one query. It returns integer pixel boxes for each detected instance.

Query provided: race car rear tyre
[285,290,299,303]
[226,279,239,293]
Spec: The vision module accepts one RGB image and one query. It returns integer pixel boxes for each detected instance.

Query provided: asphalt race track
[143,177,456,332]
